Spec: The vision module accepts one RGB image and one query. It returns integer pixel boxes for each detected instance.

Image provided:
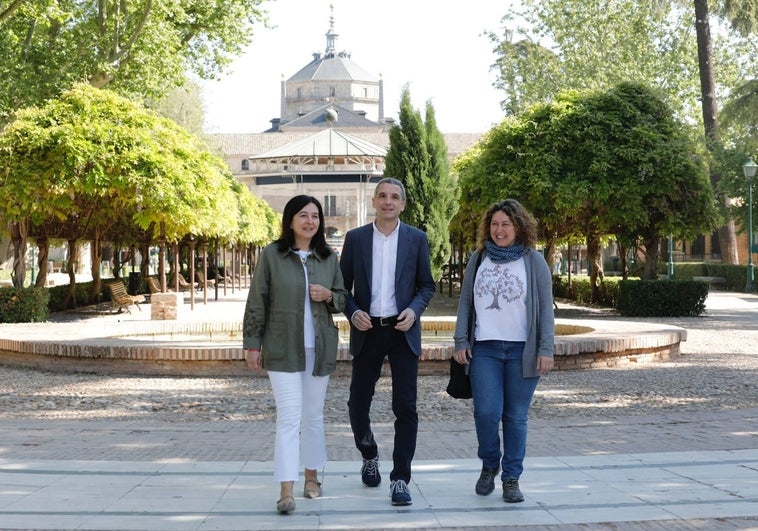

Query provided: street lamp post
[743,157,757,293]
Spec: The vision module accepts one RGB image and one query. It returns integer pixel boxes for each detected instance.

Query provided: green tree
[697,0,758,228]
[453,82,718,301]
[489,0,757,265]
[151,80,207,136]
[720,79,758,155]
[0,0,269,124]
[0,84,273,302]
[385,86,428,227]
[489,0,701,118]
[693,0,741,264]
[423,102,458,280]
[384,87,458,279]
[690,0,757,264]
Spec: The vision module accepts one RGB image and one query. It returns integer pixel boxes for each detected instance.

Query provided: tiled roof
[206,132,314,155]
[252,129,387,159]
[288,54,378,83]
[207,131,483,158]
[282,103,380,130]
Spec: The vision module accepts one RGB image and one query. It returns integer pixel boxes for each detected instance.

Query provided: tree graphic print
[475,264,525,310]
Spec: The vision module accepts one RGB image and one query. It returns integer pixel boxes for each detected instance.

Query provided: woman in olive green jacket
[243,195,346,514]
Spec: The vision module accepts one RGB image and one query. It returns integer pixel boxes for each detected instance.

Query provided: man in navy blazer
[340,177,436,506]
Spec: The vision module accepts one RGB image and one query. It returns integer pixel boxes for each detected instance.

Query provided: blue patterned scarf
[485,241,528,264]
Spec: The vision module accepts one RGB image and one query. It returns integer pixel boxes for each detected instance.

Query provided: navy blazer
[340,222,436,357]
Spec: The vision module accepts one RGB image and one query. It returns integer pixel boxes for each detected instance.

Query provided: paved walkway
[0,290,757,530]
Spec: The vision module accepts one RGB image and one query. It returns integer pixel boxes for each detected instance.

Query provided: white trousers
[267,347,330,482]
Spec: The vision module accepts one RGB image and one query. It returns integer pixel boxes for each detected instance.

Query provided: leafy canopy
[0,0,268,123]
[0,83,275,246]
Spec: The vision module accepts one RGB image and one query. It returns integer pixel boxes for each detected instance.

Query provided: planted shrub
[0,287,50,323]
[617,279,707,317]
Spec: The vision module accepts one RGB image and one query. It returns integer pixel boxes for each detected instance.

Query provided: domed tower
[275,5,385,131]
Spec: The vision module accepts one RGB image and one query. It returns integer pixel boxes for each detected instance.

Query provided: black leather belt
[370,315,399,327]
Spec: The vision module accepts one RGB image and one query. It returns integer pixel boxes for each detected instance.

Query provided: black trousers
[348,325,419,483]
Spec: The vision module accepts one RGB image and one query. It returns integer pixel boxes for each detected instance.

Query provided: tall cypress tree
[385,86,428,227]
[384,86,458,279]
[423,102,458,280]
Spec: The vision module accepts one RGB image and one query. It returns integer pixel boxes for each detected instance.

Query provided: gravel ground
[1,297,755,425]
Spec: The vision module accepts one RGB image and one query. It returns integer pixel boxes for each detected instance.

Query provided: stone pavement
[0,290,756,530]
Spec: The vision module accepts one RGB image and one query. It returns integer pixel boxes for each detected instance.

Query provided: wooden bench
[106,281,145,314]
[693,276,727,289]
[195,270,215,291]
[146,276,175,295]
[171,273,199,292]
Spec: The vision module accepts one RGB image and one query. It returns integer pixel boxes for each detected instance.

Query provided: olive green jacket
[243,243,347,376]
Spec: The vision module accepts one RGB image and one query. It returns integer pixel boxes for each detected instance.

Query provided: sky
[200,0,513,134]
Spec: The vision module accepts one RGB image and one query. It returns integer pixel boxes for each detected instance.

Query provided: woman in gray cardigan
[243,195,346,514]
[453,199,554,504]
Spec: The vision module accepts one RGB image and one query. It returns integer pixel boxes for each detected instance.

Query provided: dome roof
[287,6,378,84]
[288,53,378,83]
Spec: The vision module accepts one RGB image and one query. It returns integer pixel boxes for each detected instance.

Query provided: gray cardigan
[453,248,555,378]
[243,243,347,376]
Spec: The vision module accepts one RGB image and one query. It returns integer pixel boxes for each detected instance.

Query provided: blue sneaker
[361,457,381,487]
[475,465,499,496]
[503,478,524,503]
[390,479,412,506]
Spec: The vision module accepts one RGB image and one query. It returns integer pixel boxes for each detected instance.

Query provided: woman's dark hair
[276,195,332,257]
[476,198,538,251]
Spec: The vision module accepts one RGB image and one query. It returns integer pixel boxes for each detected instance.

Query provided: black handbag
[446,251,481,400]
[446,357,472,399]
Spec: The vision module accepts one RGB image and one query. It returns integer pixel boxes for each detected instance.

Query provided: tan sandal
[276,495,295,514]
[303,479,322,499]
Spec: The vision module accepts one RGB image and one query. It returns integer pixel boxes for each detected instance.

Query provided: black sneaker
[361,457,381,487]
[502,478,524,503]
[390,479,412,506]
[475,465,500,496]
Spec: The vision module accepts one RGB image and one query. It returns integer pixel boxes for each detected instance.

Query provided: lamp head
[744,157,757,179]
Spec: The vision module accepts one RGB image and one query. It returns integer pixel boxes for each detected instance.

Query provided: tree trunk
[642,235,661,279]
[586,234,605,303]
[159,222,167,291]
[88,229,103,304]
[34,237,49,288]
[140,241,151,283]
[173,243,180,292]
[616,240,629,280]
[8,221,27,287]
[63,238,79,309]
[113,243,123,280]
[544,237,557,277]
[694,0,739,264]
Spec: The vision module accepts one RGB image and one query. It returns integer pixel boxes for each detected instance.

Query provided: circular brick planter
[0,317,686,377]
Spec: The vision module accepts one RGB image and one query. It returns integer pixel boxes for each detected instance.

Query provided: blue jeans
[470,340,539,480]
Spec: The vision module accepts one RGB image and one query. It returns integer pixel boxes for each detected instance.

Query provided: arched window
[241,159,250,171]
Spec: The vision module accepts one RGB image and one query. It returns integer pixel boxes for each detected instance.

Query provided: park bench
[195,270,215,291]
[171,272,199,292]
[106,280,145,314]
[693,275,727,289]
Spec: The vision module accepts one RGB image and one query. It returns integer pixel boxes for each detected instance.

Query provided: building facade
[209,7,481,242]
